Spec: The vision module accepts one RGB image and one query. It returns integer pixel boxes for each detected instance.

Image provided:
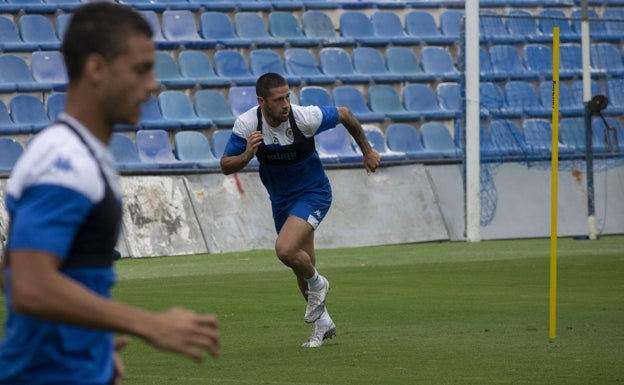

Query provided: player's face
[259,85,291,126]
[100,34,158,126]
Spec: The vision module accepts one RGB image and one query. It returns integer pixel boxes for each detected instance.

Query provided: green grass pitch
[1,236,622,384]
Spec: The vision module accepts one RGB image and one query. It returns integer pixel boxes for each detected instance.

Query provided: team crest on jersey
[285,126,293,141]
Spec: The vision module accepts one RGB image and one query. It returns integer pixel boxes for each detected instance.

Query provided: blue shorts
[273,192,332,234]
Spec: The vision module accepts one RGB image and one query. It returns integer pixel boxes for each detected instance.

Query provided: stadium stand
[300,86,333,107]
[332,85,385,123]
[18,14,61,50]
[234,12,284,48]
[385,123,436,159]
[404,10,456,45]
[315,124,362,163]
[368,84,420,122]
[606,78,624,115]
[590,43,624,77]
[505,9,551,43]
[488,119,527,158]
[420,122,459,158]
[135,95,182,131]
[155,51,196,89]
[9,94,51,133]
[136,129,197,168]
[301,11,355,47]
[0,138,24,173]
[228,86,257,117]
[436,82,462,118]
[489,44,536,81]
[109,133,159,170]
[283,48,335,85]
[177,50,231,87]
[523,44,553,80]
[211,128,260,167]
[522,118,576,158]
[385,47,435,82]
[338,11,387,46]
[29,51,67,90]
[360,124,406,161]
[479,9,524,44]
[558,117,586,152]
[0,15,38,52]
[352,47,404,83]
[268,12,320,47]
[173,130,221,167]
[592,117,624,153]
[537,9,579,42]
[480,82,506,118]
[0,101,24,135]
[158,91,213,129]
[138,10,178,49]
[249,49,301,85]
[570,9,619,42]
[403,83,456,120]
[503,80,551,118]
[419,46,460,81]
[438,9,464,41]
[213,50,257,85]
[46,92,66,121]
[318,47,371,84]
[538,81,583,117]
[193,89,237,128]
[161,10,215,48]
[369,11,421,46]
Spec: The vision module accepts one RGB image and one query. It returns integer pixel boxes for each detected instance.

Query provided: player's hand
[245,131,264,158]
[145,307,220,363]
[112,336,130,385]
[363,149,381,175]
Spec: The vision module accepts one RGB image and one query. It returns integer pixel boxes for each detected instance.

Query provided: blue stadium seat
[46,92,66,121]
[18,14,60,50]
[318,47,370,84]
[302,11,355,47]
[571,79,603,106]
[523,44,553,80]
[368,85,420,121]
[571,9,618,43]
[138,10,178,50]
[478,47,496,81]
[136,129,196,168]
[332,86,385,122]
[403,84,456,120]
[31,51,69,88]
[503,81,550,118]
[299,0,339,9]
[158,91,213,129]
[558,117,585,152]
[0,54,50,92]
[339,11,387,46]
[137,95,181,131]
[284,48,334,85]
[228,86,257,117]
[420,46,459,81]
[0,100,26,134]
[109,133,159,170]
[210,128,260,167]
[436,82,461,118]
[439,10,463,41]
[405,10,457,45]
[200,12,251,48]
[55,13,71,41]
[234,0,272,11]
[479,82,505,118]
[193,90,237,128]
[523,118,575,158]
[506,9,551,43]
[268,12,320,47]
[538,9,579,42]
[249,49,301,85]
[479,10,524,44]
[214,50,257,85]
[369,11,420,46]
[119,0,200,11]
[360,124,406,161]
[315,124,362,163]
[234,12,284,48]
[606,78,624,115]
[187,0,236,11]
[0,138,23,172]
[489,44,535,81]
[385,123,436,159]
[0,15,37,52]
[352,47,403,83]
[155,51,196,89]
[420,122,459,158]
[5,0,55,13]
[385,47,435,82]
[174,130,220,168]
[10,94,51,133]
[603,8,624,39]
[162,10,215,49]
[592,117,624,153]
[44,0,80,12]
[539,81,583,117]
[559,43,583,78]
[267,0,305,11]
[177,50,230,87]
[590,43,624,77]
[488,119,527,157]
[300,86,333,106]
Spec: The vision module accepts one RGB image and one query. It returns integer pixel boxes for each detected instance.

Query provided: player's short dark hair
[256,73,288,99]
[62,2,153,83]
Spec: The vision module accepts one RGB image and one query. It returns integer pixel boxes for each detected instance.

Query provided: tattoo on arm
[341,108,372,153]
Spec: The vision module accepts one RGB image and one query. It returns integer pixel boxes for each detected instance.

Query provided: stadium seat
[503,80,551,118]
[283,48,334,85]
[155,51,195,89]
[315,124,362,163]
[538,9,579,42]
[332,86,385,122]
[369,11,420,46]
[0,138,23,172]
[234,0,272,11]
[213,50,257,86]
[31,52,68,90]
[0,54,54,91]
[228,86,257,117]
[558,117,586,151]
[193,90,237,128]
[267,0,305,11]
[138,10,178,50]
[489,44,535,81]
[538,81,583,117]
[360,124,406,161]
[136,129,196,168]
[571,79,603,106]
[436,82,462,117]
[318,47,371,84]
[299,0,340,9]
[187,0,236,11]
[10,94,51,133]
[0,100,26,134]
[603,8,624,39]
[158,91,213,129]
[385,123,435,159]
[420,122,459,158]
[606,78,624,115]
[488,119,527,158]
[479,10,524,44]
[339,11,387,46]
[119,0,200,11]
[249,49,301,85]
[234,12,284,48]
[480,82,506,118]
[559,43,583,78]
[300,86,333,107]
[439,10,464,41]
[420,46,459,81]
[18,14,61,50]
[199,12,252,48]
[523,44,554,80]
[46,92,66,121]
[136,95,181,131]
[0,15,37,52]
[161,10,216,49]
[177,50,230,87]
[268,12,320,47]
[368,85,420,121]
[385,47,435,82]
[301,11,355,47]
[571,9,618,43]
[592,116,624,153]
[590,43,624,77]
[506,9,551,43]
[352,47,403,83]
[210,128,260,167]
[405,11,456,45]
[403,83,456,120]
[4,0,57,13]
[523,118,575,158]
[109,133,159,170]
[174,130,220,168]
[478,47,497,81]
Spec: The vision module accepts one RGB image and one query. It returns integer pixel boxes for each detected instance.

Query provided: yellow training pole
[549,27,560,341]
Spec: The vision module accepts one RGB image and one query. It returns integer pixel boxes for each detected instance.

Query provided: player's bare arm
[10,250,219,362]
[337,107,381,174]
[220,131,263,175]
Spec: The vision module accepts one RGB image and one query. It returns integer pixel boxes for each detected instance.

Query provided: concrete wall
[1,160,623,257]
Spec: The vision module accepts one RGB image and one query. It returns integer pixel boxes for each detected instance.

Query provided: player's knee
[274,240,296,264]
